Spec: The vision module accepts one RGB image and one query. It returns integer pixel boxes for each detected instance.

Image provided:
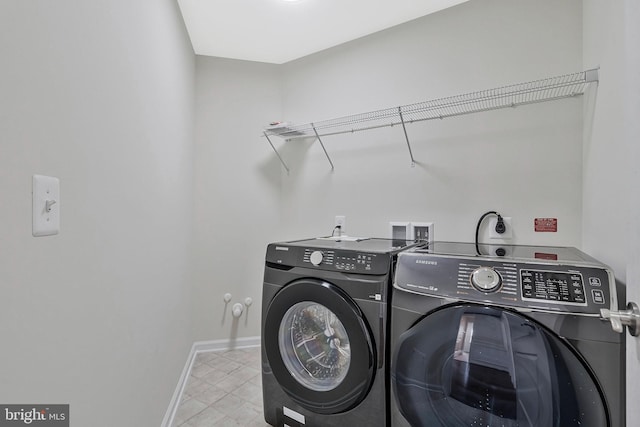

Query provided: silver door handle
[600,302,640,336]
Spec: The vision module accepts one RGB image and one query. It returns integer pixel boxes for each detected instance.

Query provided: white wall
[193,0,584,340]
[583,0,640,423]
[279,0,583,245]
[626,1,640,420]
[193,57,282,341]
[582,1,629,277]
[0,1,195,426]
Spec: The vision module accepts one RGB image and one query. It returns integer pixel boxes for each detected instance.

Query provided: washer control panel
[394,252,615,314]
[266,244,392,275]
[303,248,380,273]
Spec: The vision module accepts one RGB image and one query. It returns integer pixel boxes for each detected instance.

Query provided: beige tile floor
[172,347,270,427]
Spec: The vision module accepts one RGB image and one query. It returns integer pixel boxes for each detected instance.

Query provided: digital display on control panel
[521,269,587,305]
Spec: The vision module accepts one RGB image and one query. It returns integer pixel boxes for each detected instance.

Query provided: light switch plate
[32,175,60,237]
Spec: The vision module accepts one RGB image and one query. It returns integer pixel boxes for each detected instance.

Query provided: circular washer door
[392,304,609,427]
[264,278,376,414]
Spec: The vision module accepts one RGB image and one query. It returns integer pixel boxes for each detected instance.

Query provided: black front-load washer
[261,237,417,427]
[390,242,625,427]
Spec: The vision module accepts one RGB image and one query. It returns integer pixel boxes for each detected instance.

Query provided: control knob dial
[310,250,324,266]
[470,267,502,293]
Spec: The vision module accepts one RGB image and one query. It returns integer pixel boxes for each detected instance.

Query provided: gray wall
[193,56,281,341]
[279,0,583,243]
[583,0,640,422]
[0,1,195,425]
[193,0,584,340]
[626,1,640,417]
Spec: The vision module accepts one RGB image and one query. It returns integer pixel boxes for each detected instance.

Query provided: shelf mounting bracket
[263,132,290,174]
[312,124,335,171]
[398,107,416,167]
[585,68,599,84]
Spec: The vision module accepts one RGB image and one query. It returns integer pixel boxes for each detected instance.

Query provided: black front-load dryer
[390,242,625,427]
[261,237,416,427]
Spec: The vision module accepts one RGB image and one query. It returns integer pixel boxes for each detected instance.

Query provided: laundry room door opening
[392,304,610,427]
[263,279,376,414]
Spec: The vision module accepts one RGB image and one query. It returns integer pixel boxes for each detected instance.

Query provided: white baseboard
[161,342,197,427]
[193,336,261,353]
[161,336,261,427]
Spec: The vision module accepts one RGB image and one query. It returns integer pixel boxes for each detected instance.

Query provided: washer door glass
[279,301,351,391]
[392,304,609,427]
[263,278,376,414]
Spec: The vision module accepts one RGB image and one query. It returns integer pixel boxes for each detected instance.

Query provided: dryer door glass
[393,305,609,427]
[278,301,351,391]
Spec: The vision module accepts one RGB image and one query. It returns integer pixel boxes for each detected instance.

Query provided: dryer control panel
[394,251,617,315]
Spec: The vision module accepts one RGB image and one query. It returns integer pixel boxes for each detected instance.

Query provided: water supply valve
[600,302,640,337]
[232,303,244,318]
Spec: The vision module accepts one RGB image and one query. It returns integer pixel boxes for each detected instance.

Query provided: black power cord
[475,211,506,256]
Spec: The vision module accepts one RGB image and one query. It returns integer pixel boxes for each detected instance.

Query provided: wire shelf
[263,69,598,170]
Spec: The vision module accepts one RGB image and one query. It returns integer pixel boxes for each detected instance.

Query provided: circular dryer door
[392,304,609,427]
[264,278,375,414]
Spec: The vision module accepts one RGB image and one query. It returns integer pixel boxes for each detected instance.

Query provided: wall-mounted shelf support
[398,106,416,167]
[263,131,290,174]
[312,123,335,171]
[263,69,599,171]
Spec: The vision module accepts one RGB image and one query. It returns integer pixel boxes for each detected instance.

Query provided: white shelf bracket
[585,68,599,84]
[398,107,416,167]
[263,132,290,174]
[312,124,335,171]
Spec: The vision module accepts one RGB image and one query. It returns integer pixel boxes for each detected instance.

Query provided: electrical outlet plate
[489,217,512,239]
[335,215,346,229]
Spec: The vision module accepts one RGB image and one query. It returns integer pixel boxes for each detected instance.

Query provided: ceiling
[177,0,470,64]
